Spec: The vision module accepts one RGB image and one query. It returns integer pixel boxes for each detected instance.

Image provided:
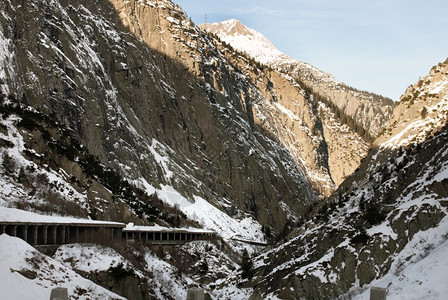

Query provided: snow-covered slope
[1,231,254,300]
[377,58,448,149]
[224,58,448,299]
[351,226,448,299]
[201,19,336,82]
[0,104,265,247]
[201,19,388,193]
[0,234,125,300]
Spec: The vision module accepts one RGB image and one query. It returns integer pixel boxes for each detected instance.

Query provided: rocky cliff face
[239,58,448,299]
[1,0,447,299]
[202,19,393,193]
[201,19,393,137]
[0,0,319,234]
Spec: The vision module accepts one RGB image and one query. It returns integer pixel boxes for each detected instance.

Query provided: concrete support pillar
[66,227,70,243]
[33,226,38,245]
[11,225,17,237]
[53,226,57,244]
[370,287,387,300]
[50,287,68,300]
[61,226,66,244]
[1,224,5,234]
[22,225,28,243]
[187,288,205,300]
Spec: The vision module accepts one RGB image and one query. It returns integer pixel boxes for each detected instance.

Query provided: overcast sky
[174,0,448,100]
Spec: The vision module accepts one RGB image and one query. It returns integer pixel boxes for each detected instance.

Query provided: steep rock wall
[236,58,448,299]
[0,0,317,232]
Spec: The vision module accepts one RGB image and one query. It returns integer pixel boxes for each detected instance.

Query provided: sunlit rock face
[202,19,393,194]
[0,0,319,232]
[244,58,448,299]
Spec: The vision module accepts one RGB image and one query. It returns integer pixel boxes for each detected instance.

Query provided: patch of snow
[0,234,125,300]
[54,244,142,276]
[124,222,215,234]
[0,206,124,226]
[157,186,264,242]
[350,216,448,300]
[144,251,193,300]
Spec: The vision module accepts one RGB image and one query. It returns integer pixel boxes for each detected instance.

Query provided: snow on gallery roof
[0,207,124,226]
[123,222,216,234]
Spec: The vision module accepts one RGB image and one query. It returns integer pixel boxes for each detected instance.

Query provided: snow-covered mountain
[201,19,336,82]
[0,0,316,297]
[0,0,320,233]
[201,19,279,65]
[201,19,393,136]
[202,19,393,192]
[234,58,448,299]
[0,234,127,299]
[1,0,447,298]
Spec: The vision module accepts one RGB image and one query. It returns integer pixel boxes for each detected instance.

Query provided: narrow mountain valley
[243,58,448,299]
[0,0,447,299]
[201,19,394,191]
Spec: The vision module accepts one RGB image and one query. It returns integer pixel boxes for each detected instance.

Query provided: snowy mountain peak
[202,19,393,139]
[200,19,337,82]
[214,19,253,36]
[200,19,284,64]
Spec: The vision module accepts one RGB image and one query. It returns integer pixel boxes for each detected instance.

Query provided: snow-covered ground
[0,234,125,300]
[0,234,250,300]
[54,243,142,276]
[144,250,195,299]
[350,219,448,300]
[155,184,265,243]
